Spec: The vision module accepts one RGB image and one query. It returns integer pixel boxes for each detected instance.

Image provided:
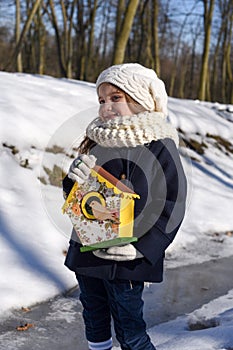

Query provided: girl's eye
[112,95,122,102]
[99,99,105,104]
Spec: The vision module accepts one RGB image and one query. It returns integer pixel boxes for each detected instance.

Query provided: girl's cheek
[98,105,105,115]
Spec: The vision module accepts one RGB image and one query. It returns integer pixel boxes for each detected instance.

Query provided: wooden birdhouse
[62,165,140,252]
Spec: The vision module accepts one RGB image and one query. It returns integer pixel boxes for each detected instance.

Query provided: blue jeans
[76,274,156,350]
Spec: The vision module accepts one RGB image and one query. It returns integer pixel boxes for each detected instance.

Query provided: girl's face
[98,83,136,121]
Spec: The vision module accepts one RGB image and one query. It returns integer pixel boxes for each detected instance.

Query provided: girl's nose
[99,102,112,114]
[105,102,112,111]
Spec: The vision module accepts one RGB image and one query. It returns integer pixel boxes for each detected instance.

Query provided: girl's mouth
[101,113,120,120]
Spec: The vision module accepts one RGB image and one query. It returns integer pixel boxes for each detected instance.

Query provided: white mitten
[93,244,143,261]
[68,154,96,184]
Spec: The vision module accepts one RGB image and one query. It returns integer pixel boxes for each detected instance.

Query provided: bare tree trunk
[6,0,42,70]
[28,0,46,74]
[168,2,196,96]
[189,21,201,99]
[145,3,153,67]
[112,0,139,65]
[100,1,111,62]
[75,0,86,80]
[206,68,211,101]
[152,0,160,75]
[226,22,233,104]
[66,0,76,79]
[48,0,66,76]
[211,0,232,103]
[211,23,222,101]
[85,0,98,79]
[222,0,232,103]
[198,0,215,101]
[60,0,75,78]
[15,0,22,72]
[178,52,189,98]
[115,0,125,42]
[37,3,46,75]
[136,1,148,62]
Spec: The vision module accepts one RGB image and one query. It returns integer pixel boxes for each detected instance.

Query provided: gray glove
[68,154,96,184]
[93,244,143,261]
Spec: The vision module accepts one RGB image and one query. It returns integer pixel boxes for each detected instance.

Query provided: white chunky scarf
[86,111,179,148]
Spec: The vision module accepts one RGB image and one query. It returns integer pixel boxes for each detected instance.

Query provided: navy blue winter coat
[63,138,187,282]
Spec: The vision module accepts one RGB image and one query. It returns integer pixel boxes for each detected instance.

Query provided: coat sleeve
[62,174,74,198]
[133,138,187,266]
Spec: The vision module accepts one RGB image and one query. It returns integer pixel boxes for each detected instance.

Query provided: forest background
[0,0,232,104]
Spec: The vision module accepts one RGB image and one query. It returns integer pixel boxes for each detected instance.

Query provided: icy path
[0,255,233,350]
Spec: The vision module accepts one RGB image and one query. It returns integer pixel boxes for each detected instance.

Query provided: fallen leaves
[15,306,34,331]
[206,230,233,243]
[21,307,31,312]
[226,231,233,237]
[16,323,34,331]
[62,249,67,256]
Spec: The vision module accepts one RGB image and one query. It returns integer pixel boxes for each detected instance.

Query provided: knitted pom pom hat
[96,63,168,116]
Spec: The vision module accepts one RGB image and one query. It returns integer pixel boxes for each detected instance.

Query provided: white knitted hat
[96,63,168,115]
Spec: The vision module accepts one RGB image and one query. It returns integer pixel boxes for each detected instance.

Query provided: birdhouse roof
[91,166,140,198]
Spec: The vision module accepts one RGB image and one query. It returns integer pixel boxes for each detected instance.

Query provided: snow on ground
[113,289,233,350]
[0,72,233,349]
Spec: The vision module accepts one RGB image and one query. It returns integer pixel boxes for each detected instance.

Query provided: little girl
[63,63,187,350]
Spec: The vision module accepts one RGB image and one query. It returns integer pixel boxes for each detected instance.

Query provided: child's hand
[68,154,96,184]
[93,244,143,261]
